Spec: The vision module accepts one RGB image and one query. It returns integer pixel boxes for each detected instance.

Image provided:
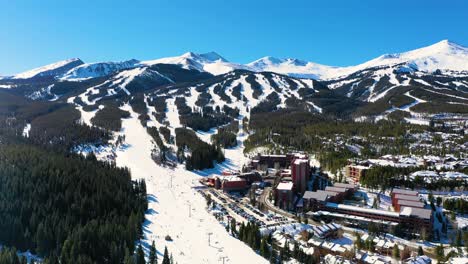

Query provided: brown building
[322,203,432,233]
[345,165,369,182]
[292,158,309,194]
[391,189,419,208]
[394,199,425,212]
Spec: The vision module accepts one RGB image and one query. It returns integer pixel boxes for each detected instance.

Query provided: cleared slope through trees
[114,104,267,264]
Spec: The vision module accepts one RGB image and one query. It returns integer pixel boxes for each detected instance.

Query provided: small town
[198,151,467,264]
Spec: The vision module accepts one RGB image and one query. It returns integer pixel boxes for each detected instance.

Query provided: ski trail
[115,104,267,264]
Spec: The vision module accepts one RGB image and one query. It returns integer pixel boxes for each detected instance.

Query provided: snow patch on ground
[22,123,31,137]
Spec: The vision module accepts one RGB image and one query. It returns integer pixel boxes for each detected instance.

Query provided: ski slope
[115,105,267,264]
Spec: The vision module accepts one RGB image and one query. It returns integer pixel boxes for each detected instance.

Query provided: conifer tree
[136,244,145,264]
[149,240,157,264]
[124,248,134,264]
[162,246,170,264]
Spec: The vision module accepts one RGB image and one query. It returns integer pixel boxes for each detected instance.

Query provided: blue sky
[1,0,467,75]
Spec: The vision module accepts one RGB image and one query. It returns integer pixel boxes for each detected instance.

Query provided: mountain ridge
[6,40,467,81]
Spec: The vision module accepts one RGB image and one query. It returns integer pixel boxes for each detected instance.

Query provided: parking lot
[198,188,296,228]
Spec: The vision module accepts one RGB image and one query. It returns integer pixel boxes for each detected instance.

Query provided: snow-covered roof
[404,255,432,264]
[303,191,329,201]
[277,182,293,191]
[391,188,418,196]
[397,200,425,208]
[220,176,246,182]
[325,186,348,193]
[394,194,421,201]
[333,182,357,189]
[411,170,439,178]
[326,202,401,218]
[293,158,309,165]
[400,207,432,220]
[440,171,468,179]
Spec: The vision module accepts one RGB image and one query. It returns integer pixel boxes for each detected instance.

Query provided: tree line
[0,141,147,263]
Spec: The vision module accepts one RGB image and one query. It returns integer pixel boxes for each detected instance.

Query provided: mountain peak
[199,52,228,62]
[13,58,84,79]
[428,39,466,52]
[181,51,228,62]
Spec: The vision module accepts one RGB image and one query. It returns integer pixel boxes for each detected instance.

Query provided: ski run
[114,104,268,264]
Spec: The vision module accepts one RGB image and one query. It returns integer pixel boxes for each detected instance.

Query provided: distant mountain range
[4,39,467,80]
[0,40,467,120]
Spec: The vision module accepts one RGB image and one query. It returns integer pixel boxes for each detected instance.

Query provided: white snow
[67,96,99,126]
[307,102,323,113]
[13,58,82,79]
[60,59,140,81]
[142,52,251,76]
[248,40,468,80]
[22,123,31,138]
[114,105,267,264]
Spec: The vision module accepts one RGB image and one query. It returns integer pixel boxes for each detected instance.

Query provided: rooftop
[333,182,357,189]
[394,194,421,201]
[391,188,418,196]
[397,200,425,208]
[326,202,401,218]
[303,191,329,201]
[277,182,294,191]
[293,158,309,165]
[220,176,246,182]
[318,190,340,196]
[400,207,432,220]
[325,186,348,193]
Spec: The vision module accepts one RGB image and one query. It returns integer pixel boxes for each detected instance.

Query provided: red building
[345,165,369,182]
[291,158,309,194]
[220,176,247,191]
[391,189,419,209]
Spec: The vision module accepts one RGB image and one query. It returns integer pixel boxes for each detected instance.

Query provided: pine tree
[162,246,170,264]
[260,238,267,258]
[136,244,145,264]
[149,240,157,264]
[124,248,134,264]
[230,218,237,236]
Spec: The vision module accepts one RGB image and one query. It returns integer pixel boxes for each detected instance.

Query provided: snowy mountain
[247,40,468,80]
[5,40,468,81]
[13,58,84,79]
[247,56,340,79]
[1,39,467,119]
[60,59,140,81]
[142,52,251,75]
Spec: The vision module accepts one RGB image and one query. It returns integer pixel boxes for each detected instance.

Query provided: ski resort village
[0,39,467,264]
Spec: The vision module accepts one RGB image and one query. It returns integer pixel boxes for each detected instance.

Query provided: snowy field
[115,105,267,264]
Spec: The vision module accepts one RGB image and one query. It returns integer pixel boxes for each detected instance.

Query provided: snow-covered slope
[6,40,468,81]
[60,59,140,81]
[13,58,84,79]
[248,40,468,80]
[348,40,468,75]
[247,56,341,79]
[142,52,251,75]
